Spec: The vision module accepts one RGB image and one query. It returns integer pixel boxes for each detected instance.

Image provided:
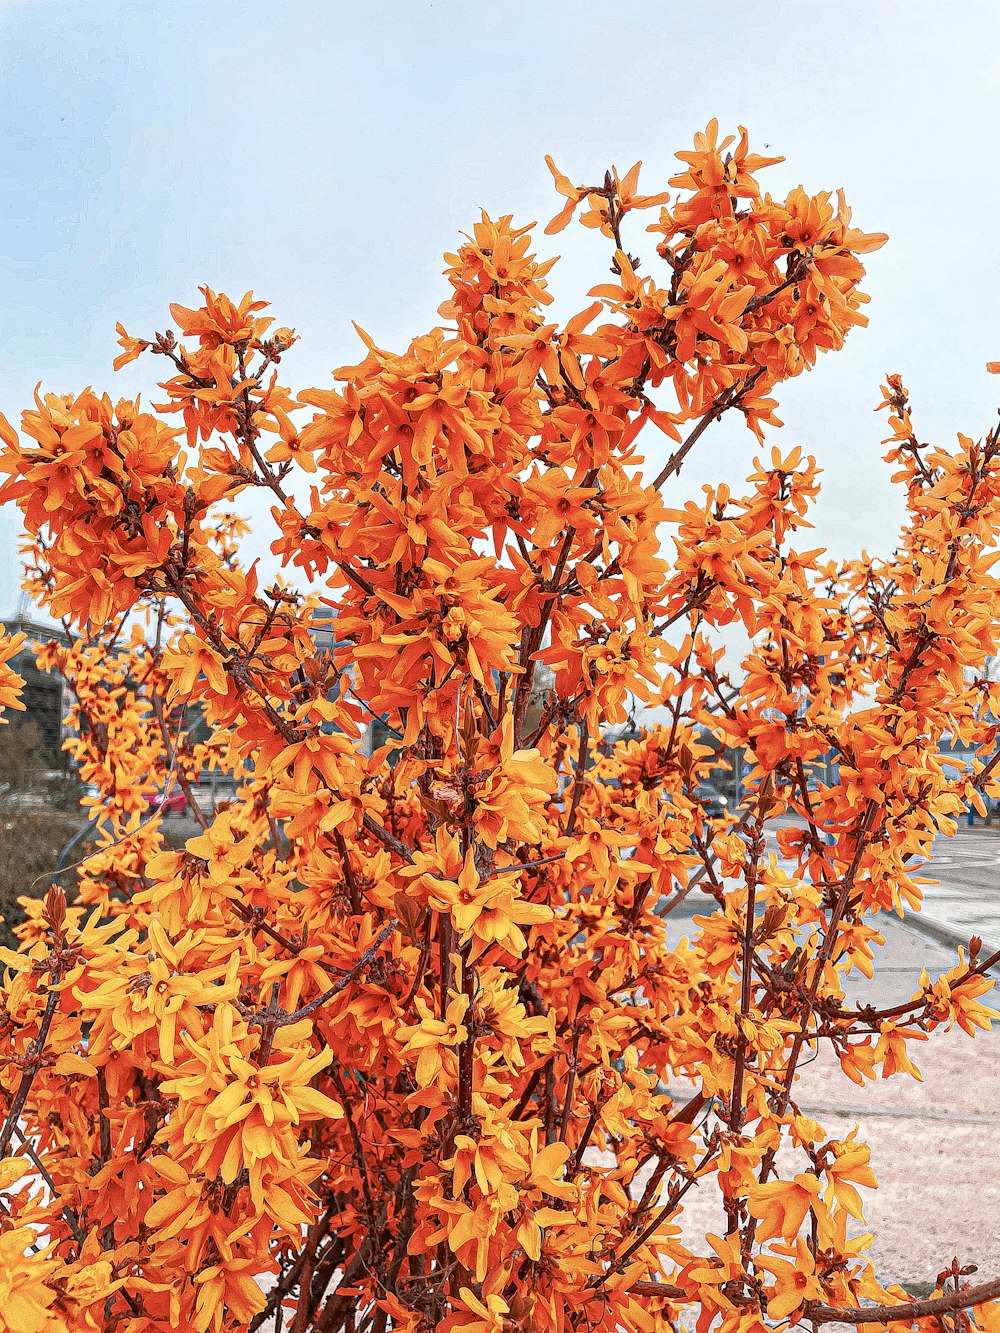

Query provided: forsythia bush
[0,121,998,1333]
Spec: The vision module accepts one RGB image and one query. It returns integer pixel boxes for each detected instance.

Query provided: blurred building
[1,614,72,765]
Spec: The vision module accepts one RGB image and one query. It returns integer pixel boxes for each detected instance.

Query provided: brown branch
[275,919,399,1024]
[96,1066,112,1165]
[361,812,414,864]
[11,1125,85,1245]
[0,985,60,1156]
[759,799,880,1185]
[972,745,1000,792]
[626,1274,1000,1323]
[628,1281,686,1298]
[333,827,363,913]
[729,824,763,1133]
[652,370,764,490]
[150,565,417,873]
[511,466,599,746]
[247,1204,338,1332]
[826,944,1000,1028]
[487,852,566,878]
[605,1132,721,1277]
[804,1274,1000,1325]
[655,776,772,919]
[329,1068,387,1289]
[563,717,590,837]
[233,903,344,979]
[150,693,210,830]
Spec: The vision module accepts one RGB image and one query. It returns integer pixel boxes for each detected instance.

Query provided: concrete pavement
[660,823,1000,1287]
[913,821,1000,959]
[762,815,1000,962]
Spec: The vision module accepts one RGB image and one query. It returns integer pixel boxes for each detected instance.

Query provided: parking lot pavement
[756,816,1000,960]
[914,824,1000,957]
[665,1021,1000,1287]
[659,820,1000,1288]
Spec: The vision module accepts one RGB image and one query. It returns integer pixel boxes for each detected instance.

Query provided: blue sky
[2,0,998,615]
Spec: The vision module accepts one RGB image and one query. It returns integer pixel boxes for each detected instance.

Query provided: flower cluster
[0,123,997,1333]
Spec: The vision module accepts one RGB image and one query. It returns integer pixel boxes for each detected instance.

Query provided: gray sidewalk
[661,826,1000,1287]
[913,822,1000,959]
[761,816,1000,963]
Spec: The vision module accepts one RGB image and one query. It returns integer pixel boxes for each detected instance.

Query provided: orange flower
[0,633,26,718]
[421,850,552,954]
[398,994,469,1086]
[756,1238,824,1319]
[4,121,985,1333]
[112,322,149,371]
[747,1173,823,1242]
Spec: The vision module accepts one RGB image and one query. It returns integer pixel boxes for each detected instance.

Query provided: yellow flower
[756,1238,824,1319]
[422,851,552,954]
[747,1173,822,1242]
[160,1010,342,1200]
[0,1157,29,1192]
[453,1286,510,1333]
[0,1229,61,1332]
[398,995,469,1086]
[824,1133,878,1221]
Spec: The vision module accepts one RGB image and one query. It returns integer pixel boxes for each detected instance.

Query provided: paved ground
[914,821,1000,956]
[660,819,1000,1287]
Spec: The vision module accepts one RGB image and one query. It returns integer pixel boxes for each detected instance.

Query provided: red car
[146,790,188,815]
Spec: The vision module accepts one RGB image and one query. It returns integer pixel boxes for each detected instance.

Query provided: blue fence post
[55,815,101,872]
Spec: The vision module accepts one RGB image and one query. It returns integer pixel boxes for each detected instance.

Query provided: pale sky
[2,0,998,617]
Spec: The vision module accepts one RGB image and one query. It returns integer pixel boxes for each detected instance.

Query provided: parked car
[146,789,188,816]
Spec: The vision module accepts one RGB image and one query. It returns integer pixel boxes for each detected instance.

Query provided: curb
[901,911,1000,977]
[665,890,1000,978]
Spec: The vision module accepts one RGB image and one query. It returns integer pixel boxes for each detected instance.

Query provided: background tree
[0,121,998,1333]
